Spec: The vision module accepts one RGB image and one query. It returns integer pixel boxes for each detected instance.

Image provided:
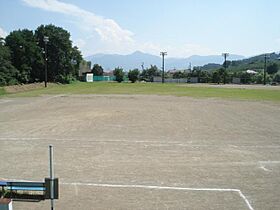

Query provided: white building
[86,73,94,82]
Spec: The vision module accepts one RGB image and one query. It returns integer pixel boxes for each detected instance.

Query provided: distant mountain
[85,51,245,71]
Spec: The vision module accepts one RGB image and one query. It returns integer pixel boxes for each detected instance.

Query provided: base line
[62,182,254,210]
[0,177,255,210]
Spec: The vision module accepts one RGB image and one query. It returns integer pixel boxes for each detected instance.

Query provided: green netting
[93,76,116,81]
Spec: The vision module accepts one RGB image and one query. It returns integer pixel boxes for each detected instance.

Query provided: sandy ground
[0,94,279,210]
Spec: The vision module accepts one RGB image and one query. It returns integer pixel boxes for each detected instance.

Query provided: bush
[92,64,104,76]
[273,74,280,83]
[267,63,279,75]
[113,67,124,83]
[253,73,263,84]
[55,74,77,84]
[128,69,140,83]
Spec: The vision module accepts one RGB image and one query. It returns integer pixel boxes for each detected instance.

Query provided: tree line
[90,62,279,84]
[0,24,82,86]
[90,64,161,83]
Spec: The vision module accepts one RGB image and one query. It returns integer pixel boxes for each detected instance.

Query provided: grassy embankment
[1,82,280,102]
[0,87,6,96]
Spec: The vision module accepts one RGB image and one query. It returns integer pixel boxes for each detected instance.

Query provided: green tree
[173,71,185,79]
[273,73,280,83]
[212,69,222,84]
[91,64,104,76]
[238,72,253,84]
[5,29,44,83]
[140,65,160,82]
[0,38,19,86]
[128,69,140,83]
[35,24,82,83]
[267,63,279,75]
[223,60,231,69]
[113,67,124,83]
[217,68,228,84]
[254,73,264,84]
[199,70,211,83]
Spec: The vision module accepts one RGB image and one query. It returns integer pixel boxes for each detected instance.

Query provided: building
[79,60,91,79]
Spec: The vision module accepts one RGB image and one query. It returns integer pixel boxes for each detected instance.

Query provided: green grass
[0,87,6,96]
[1,82,280,102]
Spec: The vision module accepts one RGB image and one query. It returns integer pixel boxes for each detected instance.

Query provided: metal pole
[49,145,54,210]
[224,54,227,84]
[44,36,49,88]
[44,42,48,88]
[222,53,229,84]
[264,54,267,85]
[160,52,167,83]
[162,54,165,83]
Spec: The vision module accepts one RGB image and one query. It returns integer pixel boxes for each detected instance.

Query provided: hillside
[226,52,280,72]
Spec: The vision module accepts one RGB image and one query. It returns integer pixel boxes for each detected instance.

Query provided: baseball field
[0,83,279,209]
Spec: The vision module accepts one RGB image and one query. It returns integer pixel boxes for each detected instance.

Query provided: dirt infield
[0,94,279,209]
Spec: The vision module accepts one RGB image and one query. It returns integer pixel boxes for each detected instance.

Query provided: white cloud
[170,43,216,57]
[22,0,216,58]
[0,27,8,38]
[73,38,86,50]
[22,0,134,45]
[135,42,216,58]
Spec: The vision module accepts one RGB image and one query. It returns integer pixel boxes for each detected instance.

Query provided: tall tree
[128,69,140,83]
[140,65,160,82]
[35,24,82,83]
[91,64,104,76]
[113,67,124,83]
[0,38,19,86]
[267,63,279,75]
[5,29,44,83]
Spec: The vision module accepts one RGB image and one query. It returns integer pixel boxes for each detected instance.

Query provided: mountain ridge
[85,51,245,71]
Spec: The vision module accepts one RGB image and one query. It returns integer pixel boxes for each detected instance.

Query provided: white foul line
[0,177,254,210]
[62,182,254,210]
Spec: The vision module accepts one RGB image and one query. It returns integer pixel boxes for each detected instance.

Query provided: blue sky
[0,0,280,58]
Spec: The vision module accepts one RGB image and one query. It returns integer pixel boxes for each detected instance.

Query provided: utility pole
[160,52,167,83]
[222,53,229,84]
[44,36,49,88]
[264,54,268,85]
[49,145,55,210]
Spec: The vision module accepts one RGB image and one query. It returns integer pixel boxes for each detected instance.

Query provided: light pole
[44,36,49,88]
[160,52,167,83]
[222,53,229,84]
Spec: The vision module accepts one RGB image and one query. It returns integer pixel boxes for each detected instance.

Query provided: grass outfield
[1,82,280,101]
